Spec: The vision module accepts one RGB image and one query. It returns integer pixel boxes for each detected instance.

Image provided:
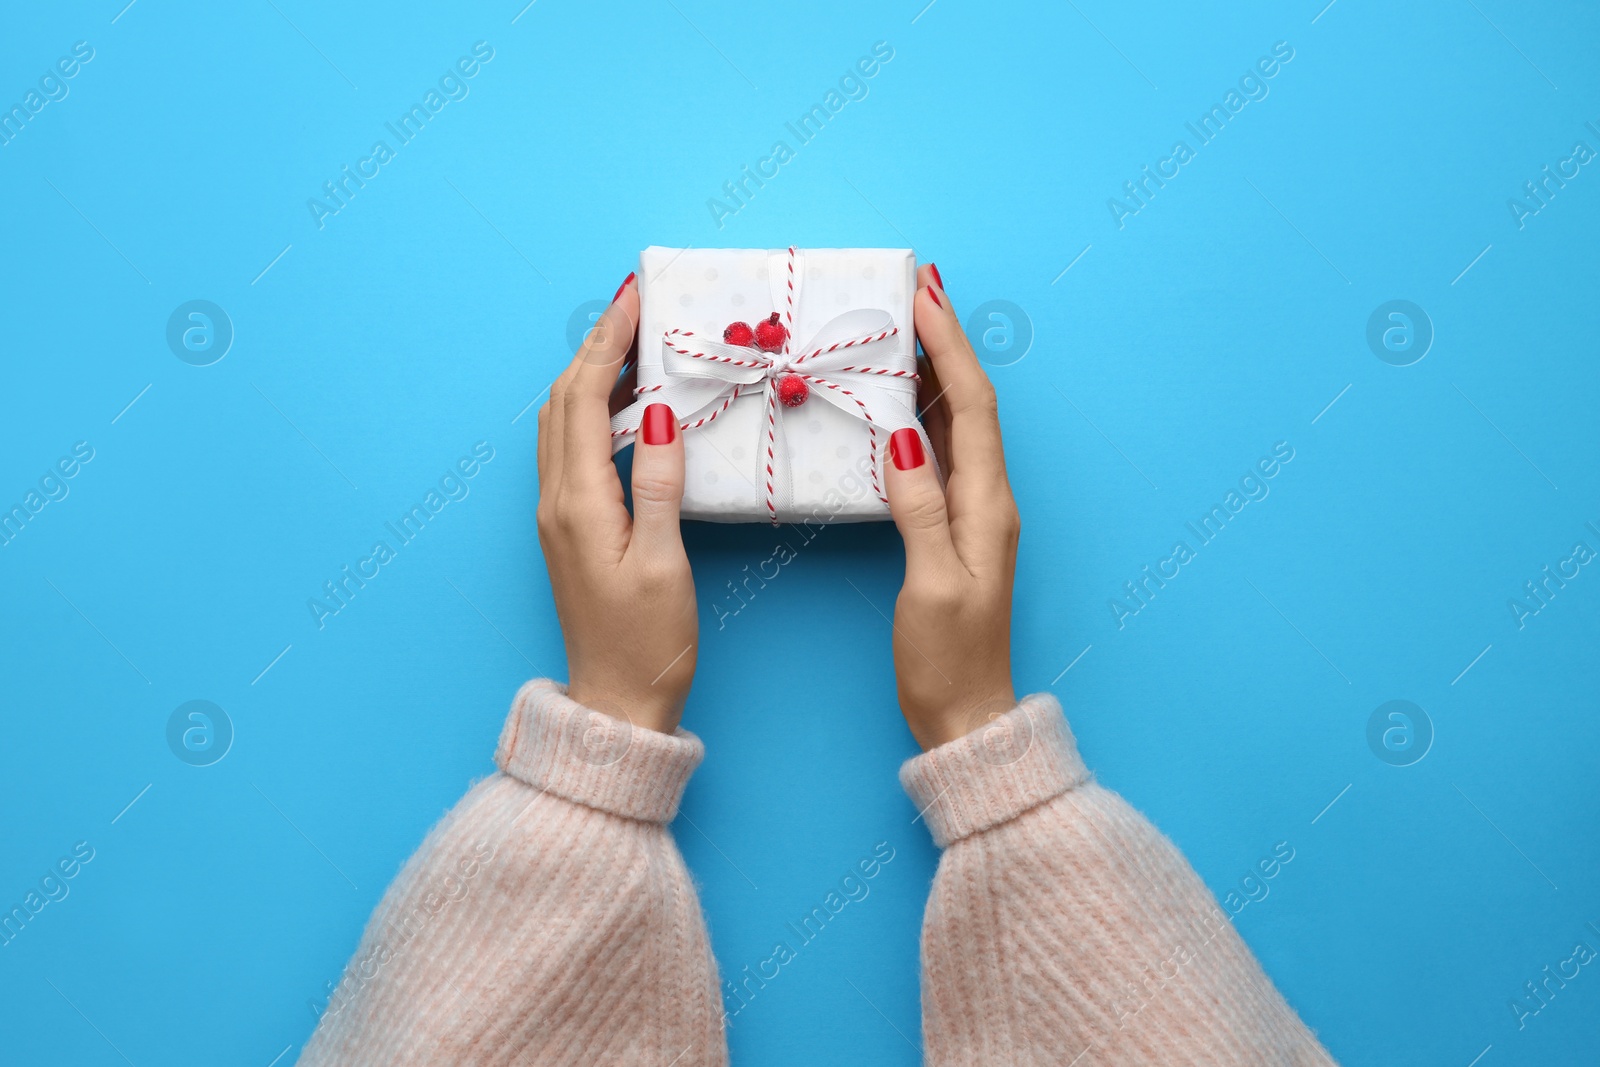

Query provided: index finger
[912,266,1008,492]
[561,272,640,491]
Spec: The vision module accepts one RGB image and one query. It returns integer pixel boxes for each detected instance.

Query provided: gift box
[611,246,926,525]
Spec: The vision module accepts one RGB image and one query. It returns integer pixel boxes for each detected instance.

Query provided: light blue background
[2,1,1597,1064]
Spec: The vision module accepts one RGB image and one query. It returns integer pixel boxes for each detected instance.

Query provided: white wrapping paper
[623,246,920,524]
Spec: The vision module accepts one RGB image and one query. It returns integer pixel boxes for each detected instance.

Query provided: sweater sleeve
[900,693,1337,1067]
[297,680,728,1067]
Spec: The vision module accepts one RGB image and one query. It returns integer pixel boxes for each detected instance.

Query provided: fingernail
[890,428,925,470]
[927,287,942,309]
[929,262,944,291]
[612,271,636,303]
[641,403,676,445]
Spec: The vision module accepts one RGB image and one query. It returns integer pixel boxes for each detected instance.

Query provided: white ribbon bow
[611,248,928,524]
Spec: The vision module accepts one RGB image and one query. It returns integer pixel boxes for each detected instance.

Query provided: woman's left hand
[536,273,697,735]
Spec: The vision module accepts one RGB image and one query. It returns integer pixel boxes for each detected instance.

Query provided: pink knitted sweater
[298,682,1336,1065]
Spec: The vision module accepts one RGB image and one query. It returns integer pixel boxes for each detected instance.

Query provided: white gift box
[611,246,923,525]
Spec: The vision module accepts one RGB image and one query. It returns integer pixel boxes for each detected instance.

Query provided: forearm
[298,680,727,1067]
[903,694,1335,1067]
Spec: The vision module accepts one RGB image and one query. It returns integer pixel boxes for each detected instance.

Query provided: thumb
[885,427,956,575]
[628,402,686,553]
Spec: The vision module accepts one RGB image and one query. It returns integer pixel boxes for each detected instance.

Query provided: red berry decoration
[723,321,755,347]
[753,312,789,353]
[776,373,809,407]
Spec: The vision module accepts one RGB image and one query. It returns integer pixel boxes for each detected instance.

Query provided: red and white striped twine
[782,246,795,356]
[664,330,767,369]
[799,374,887,506]
[835,366,918,379]
[795,326,901,364]
[612,384,742,438]
[763,385,779,524]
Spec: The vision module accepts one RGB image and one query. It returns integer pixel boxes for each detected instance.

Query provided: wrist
[907,687,1018,751]
[567,679,683,736]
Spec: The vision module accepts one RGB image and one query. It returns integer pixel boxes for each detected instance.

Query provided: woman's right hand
[536,273,698,736]
[882,264,1021,751]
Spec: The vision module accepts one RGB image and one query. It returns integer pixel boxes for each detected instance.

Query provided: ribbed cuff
[495,680,703,824]
[899,693,1090,848]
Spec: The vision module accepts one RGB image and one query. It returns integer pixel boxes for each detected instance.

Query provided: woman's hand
[536,273,697,735]
[883,265,1019,750]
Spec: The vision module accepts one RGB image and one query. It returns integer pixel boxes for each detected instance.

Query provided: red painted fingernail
[929,262,944,290]
[890,428,925,470]
[612,271,636,303]
[641,403,676,445]
[927,287,942,309]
